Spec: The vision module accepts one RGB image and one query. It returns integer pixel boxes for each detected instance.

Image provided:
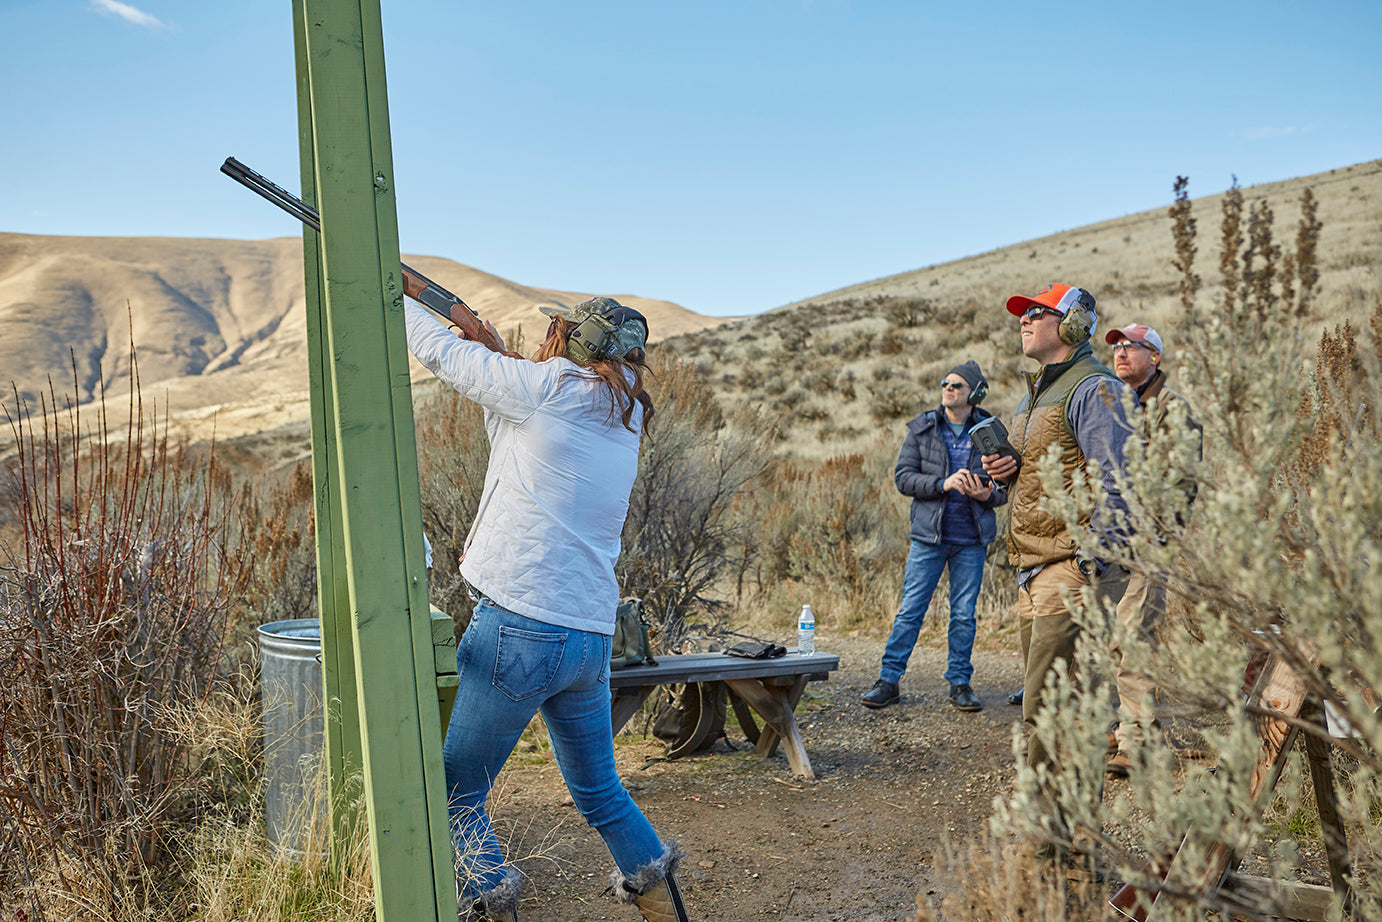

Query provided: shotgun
[220,157,510,354]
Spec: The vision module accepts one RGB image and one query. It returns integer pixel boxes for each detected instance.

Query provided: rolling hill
[0,234,726,455]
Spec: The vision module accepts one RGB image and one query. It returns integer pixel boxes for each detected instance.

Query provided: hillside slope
[662,159,1382,460]
[0,234,725,445]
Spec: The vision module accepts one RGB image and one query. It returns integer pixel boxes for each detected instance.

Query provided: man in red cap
[980,284,1132,844]
[1103,323,1201,778]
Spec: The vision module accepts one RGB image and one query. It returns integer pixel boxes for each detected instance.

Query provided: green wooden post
[292,0,363,844]
[293,0,455,917]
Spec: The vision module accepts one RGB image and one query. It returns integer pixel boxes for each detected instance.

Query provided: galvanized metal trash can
[258,618,324,855]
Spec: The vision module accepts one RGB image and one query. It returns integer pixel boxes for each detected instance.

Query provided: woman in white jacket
[405,294,687,922]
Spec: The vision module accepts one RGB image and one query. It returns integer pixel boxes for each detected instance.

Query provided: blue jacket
[894,406,1007,546]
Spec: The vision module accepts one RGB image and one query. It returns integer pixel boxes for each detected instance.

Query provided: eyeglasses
[1111,341,1150,354]
[940,380,968,391]
[1020,306,1062,323]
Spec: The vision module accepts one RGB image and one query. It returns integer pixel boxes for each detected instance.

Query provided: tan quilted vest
[1007,342,1118,569]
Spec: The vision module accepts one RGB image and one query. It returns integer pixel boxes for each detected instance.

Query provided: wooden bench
[608,650,839,780]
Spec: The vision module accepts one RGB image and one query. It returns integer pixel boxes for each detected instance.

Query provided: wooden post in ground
[1111,652,1356,922]
[292,0,455,918]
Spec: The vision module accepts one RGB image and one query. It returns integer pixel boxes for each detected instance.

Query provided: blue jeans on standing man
[443,598,666,902]
[879,540,986,687]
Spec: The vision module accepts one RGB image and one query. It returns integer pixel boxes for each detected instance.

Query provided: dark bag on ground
[610,597,657,670]
[652,682,728,759]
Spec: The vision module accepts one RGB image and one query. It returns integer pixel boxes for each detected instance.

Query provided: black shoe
[861,680,900,709]
[949,684,983,712]
[1007,688,1024,707]
[1105,750,1133,778]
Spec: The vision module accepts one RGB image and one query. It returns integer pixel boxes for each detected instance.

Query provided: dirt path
[487,635,1026,921]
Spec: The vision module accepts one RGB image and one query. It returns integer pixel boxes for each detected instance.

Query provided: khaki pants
[1111,571,1165,752]
[1018,558,1128,771]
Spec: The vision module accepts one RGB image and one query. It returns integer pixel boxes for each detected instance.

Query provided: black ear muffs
[1057,289,1097,345]
[970,378,988,406]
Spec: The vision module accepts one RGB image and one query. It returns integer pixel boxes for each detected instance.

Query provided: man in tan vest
[1103,323,1201,778]
[981,284,1132,836]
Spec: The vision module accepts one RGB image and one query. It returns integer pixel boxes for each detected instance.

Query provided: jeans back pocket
[493,626,565,702]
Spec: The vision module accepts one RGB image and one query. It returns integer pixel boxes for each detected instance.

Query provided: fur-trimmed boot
[463,869,522,921]
[627,873,689,922]
[611,843,690,922]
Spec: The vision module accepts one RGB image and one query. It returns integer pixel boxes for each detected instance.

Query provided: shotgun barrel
[219,157,484,331]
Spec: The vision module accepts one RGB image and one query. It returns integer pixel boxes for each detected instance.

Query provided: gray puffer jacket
[894,406,1007,546]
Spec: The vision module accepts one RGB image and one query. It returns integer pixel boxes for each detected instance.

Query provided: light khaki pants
[1111,571,1165,752]
[1018,558,1129,771]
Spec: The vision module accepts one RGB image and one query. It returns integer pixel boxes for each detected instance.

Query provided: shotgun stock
[1109,847,1175,921]
[220,157,511,354]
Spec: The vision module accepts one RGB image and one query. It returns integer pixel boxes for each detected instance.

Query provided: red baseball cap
[1006,283,1095,319]
[1105,323,1163,353]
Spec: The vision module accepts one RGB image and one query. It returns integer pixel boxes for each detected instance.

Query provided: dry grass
[0,371,246,921]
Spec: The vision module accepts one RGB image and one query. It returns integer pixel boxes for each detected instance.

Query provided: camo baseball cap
[540,297,649,360]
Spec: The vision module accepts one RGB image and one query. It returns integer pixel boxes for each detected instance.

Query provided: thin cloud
[1240,124,1316,141]
[89,0,168,30]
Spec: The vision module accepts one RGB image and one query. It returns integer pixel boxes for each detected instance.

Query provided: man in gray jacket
[862,361,1007,712]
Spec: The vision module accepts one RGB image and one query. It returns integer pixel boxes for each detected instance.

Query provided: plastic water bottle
[797,604,815,655]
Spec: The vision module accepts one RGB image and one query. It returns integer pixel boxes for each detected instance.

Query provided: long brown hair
[533,317,654,433]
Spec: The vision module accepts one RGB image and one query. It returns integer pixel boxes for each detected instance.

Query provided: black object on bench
[609,650,839,779]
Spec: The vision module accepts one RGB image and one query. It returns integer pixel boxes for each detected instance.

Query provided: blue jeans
[879,541,986,687]
[443,599,665,900]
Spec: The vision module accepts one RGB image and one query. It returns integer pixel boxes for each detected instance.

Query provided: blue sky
[2,1,1378,317]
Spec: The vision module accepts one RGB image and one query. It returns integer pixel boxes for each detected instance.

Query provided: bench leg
[725,677,815,780]
[611,686,655,735]
[728,688,761,745]
[754,676,808,758]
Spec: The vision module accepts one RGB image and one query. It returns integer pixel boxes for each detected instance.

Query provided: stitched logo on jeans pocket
[493,626,565,701]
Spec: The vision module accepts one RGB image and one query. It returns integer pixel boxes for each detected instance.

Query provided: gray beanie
[947,360,986,393]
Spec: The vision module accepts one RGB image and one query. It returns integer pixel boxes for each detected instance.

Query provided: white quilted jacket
[405,298,641,635]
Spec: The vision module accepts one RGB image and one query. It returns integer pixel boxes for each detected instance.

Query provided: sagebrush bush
[618,351,775,648]
[885,296,933,328]
[871,381,921,422]
[977,179,1382,920]
[730,440,910,630]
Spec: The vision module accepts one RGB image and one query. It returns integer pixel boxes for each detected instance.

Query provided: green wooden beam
[292,0,362,852]
[293,0,454,917]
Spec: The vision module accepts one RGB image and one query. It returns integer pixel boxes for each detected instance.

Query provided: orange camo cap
[1006,283,1093,318]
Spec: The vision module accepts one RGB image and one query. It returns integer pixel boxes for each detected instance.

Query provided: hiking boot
[861,680,900,709]
[626,873,690,922]
[949,684,982,712]
[1007,687,1024,706]
[1106,750,1133,778]
[613,844,689,922]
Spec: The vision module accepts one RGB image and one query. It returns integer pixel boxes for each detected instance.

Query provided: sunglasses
[1111,341,1150,354]
[940,380,968,391]
[1020,306,1062,323]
